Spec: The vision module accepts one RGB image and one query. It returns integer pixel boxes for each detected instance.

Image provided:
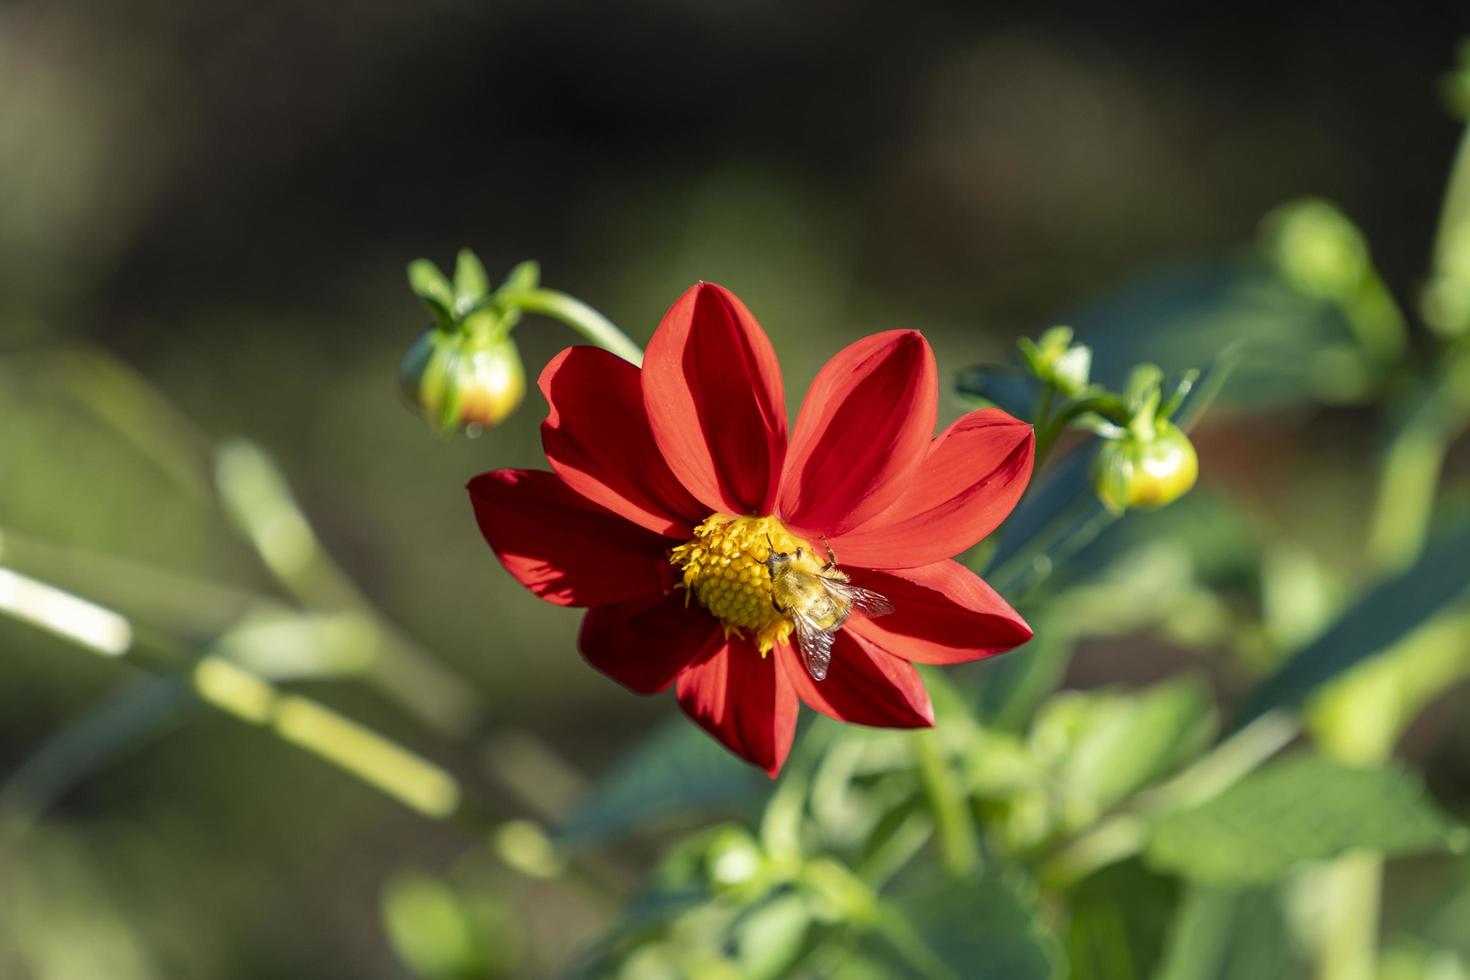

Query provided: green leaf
[883,870,1062,980]
[452,249,491,309]
[1065,860,1179,980]
[736,894,812,980]
[1064,257,1382,409]
[1049,676,1216,812]
[954,364,1042,420]
[407,259,457,327]
[555,719,767,845]
[1146,756,1468,885]
[380,870,490,980]
[1152,885,1301,980]
[1235,520,1470,726]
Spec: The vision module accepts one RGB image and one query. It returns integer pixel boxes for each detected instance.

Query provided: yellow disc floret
[670,514,813,655]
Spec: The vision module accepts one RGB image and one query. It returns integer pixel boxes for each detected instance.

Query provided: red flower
[468,283,1034,776]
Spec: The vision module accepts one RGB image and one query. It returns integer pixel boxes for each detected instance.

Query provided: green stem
[0,566,626,904]
[215,440,484,738]
[913,729,979,876]
[503,288,644,365]
[1316,854,1381,980]
[1365,345,1470,574]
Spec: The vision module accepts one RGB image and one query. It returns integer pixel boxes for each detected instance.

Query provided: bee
[766,536,894,682]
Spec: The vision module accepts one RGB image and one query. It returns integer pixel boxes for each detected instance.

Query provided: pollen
[670,514,812,655]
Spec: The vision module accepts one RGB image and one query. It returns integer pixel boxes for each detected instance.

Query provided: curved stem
[913,729,979,876]
[1366,344,1470,574]
[504,288,644,365]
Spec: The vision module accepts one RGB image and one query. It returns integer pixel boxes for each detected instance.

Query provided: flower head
[468,283,1035,776]
[400,328,526,435]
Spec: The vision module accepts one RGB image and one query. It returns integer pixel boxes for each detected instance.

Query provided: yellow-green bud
[1091,421,1198,513]
[399,329,525,435]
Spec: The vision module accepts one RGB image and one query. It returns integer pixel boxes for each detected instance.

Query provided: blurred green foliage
[4,5,1470,978]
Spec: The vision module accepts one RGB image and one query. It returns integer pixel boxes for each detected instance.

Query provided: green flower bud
[1262,199,1369,301]
[1091,421,1198,513]
[399,328,525,435]
[1020,326,1092,396]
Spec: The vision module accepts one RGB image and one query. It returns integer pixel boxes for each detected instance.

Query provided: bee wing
[790,607,835,682]
[821,578,895,619]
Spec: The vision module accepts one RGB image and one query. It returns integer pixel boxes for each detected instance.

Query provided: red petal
[778,330,937,535]
[642,283,788,515]
[828,408,1033,568]
[846,560,1032,664]
[579,594,718,694]
[467,470,673,607]
[778,633,933,728]
[540,346,704,537]
[676,638,798,777]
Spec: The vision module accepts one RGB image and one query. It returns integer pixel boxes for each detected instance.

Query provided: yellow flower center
[669,514,814,654]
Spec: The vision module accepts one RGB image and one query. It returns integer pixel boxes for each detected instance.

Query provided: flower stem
[503,288,644,365]
[913,729,979,876]
[1366,343,1470,573]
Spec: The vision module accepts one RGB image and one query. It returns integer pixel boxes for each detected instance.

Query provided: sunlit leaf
[1048,676,1216,812]
[1146,756,1468,885]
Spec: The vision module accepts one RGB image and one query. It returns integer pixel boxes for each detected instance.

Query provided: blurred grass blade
[555,719,766,845]
[0,677,193,834]
[1236,521,1470,725]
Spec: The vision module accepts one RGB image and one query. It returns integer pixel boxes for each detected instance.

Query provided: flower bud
[399,328,525,435]
[1262,199,1369,301]
[1020,326,1092,396]
[1091,421,1198,513]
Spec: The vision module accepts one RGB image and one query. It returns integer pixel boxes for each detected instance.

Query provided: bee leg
[771,598,786,613]
[820,534,838,571]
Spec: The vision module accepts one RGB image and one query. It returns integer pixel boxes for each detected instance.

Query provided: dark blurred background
[3,1,1470,976]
